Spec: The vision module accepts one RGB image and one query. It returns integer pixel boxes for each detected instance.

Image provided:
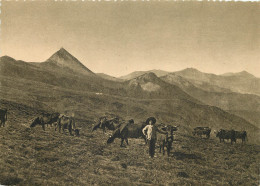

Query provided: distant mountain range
[0,48,259,143]
[119,70,169,80]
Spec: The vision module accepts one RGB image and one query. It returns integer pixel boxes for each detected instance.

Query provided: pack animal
[56,115,76,135]
[216,129,236,144]
[30,112,60,130]
[234,131,247,144]
[157,125,178,156]
[92,117,120,133]
[107,123,146,147]
[193,127,211,138]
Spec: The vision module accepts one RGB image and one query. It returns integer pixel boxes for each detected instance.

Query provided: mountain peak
[49,47,75,61]
[221,71,255,78]
[0,55,16,62]
[46,48,94,76]
[183,68,201,73]
[237,71,255,78]
[137,72,158,81]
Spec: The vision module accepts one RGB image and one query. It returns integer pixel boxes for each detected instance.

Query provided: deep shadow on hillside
[0,100,259,185]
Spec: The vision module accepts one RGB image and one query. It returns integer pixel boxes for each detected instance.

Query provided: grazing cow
[92,117,120,133]
[216,129,236,144]
[0,109,7,127]
[157,125,178,156]
[193,127,211,139]
[30,112,60,130]
[235,131,247,144]
[107,123,146,147]
[56,115,76,135]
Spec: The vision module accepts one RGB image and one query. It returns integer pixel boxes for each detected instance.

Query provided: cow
[216,129,236,144]
[92,116,120,133]
[107,123,147,147]
[235,131,247,144]
[30,112,60,130]
[193,127,211,139]
[0,109,7,127]
[157,125,178,156]
[55,115,76,135]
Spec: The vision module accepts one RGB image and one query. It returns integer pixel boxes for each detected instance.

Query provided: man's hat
[146,117,156,125]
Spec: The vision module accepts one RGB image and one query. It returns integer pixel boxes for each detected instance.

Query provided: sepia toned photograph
[0,1,259,185]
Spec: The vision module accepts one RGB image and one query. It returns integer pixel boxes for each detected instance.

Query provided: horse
[55,115,76,135]
[30,112,60,130]
[92,117,120,133]
[107,123,147,147]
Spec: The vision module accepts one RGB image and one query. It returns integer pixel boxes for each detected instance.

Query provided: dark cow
[107,123,146,147]
[216,129,236,144]
[0,109,7,127]
[30,112,60,130]
[56,115,76,135]
[157,125,178,156]
[92,117,120,133]
[235,131,247,144]
[193,127,211,139]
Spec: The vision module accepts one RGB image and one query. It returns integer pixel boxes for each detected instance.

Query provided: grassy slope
[161,74,260,130]
[1,73,259,143]
[0,100,259,185]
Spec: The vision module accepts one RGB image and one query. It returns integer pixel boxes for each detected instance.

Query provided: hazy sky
[1,2,259,77]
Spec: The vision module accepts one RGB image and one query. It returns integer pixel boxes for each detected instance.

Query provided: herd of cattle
[193,127,248,144]
[0,108,248,156]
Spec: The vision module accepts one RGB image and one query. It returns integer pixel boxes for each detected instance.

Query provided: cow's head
[107,135,115,144]
[215,130,221,137]
[51,113,60,122]
[30,117,40,128]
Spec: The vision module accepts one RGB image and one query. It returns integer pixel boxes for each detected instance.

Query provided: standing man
[142,117,167,158]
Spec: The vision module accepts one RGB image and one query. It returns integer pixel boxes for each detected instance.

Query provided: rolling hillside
[161,73,260,128]
[0,49,259,185]
[0,99,259,185]
[0,49,259,142]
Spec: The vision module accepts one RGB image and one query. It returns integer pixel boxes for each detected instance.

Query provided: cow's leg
[159,145,162,153]
[69,125,72,136]
[125,138,129,145]
[162,141,165,155]
[167,142,171,156]
[58,124,61,133]
[120,138,124,147]
[42,124,45,131]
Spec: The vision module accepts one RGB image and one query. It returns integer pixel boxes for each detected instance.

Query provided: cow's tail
[245,132,248,141]
[71,118,76,130]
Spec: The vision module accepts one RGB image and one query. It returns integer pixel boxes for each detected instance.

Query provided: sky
[1,1,260,77]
